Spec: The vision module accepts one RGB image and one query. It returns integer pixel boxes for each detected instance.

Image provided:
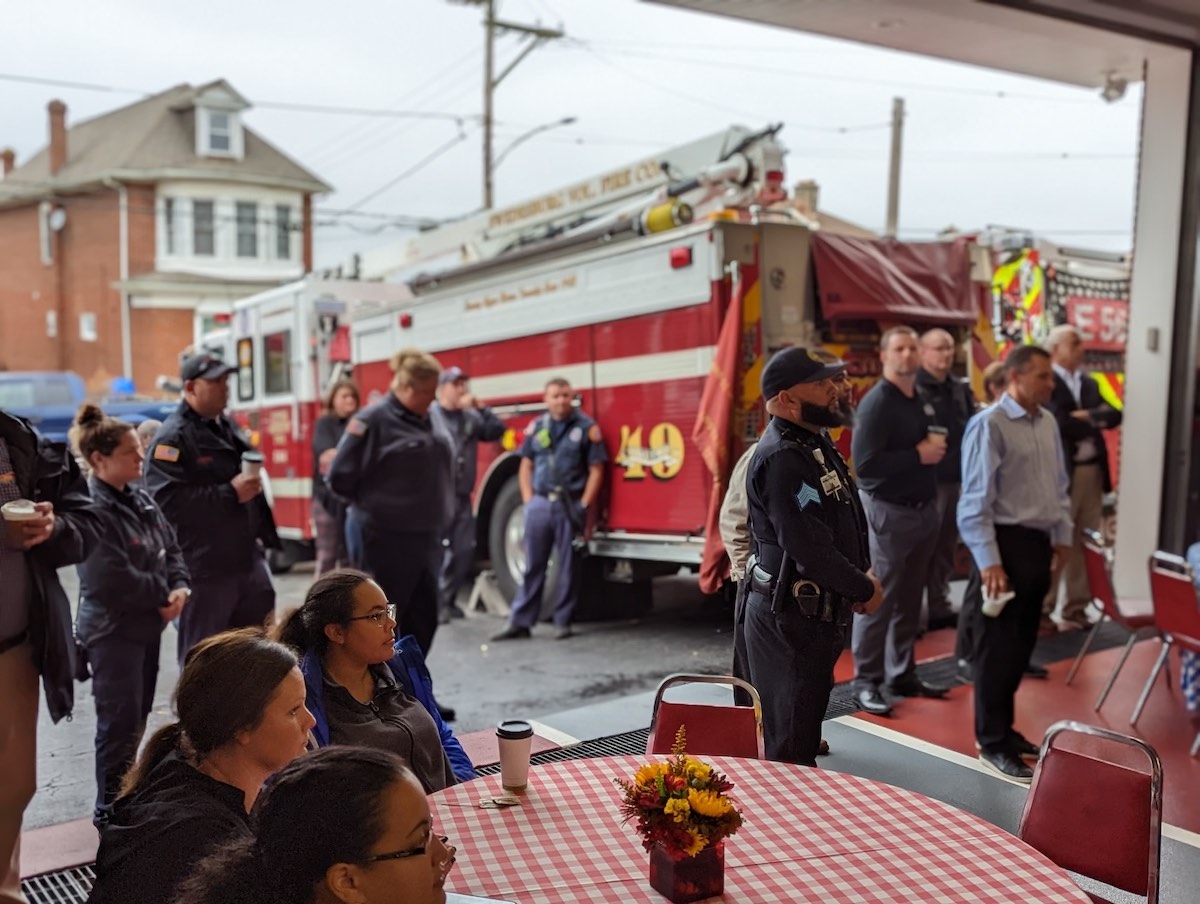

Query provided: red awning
[811,234,977,326]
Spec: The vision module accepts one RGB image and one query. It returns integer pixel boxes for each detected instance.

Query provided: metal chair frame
[1068,530,1159,714]
[1019,720,1163,904]
[1135,553,1200,755]
[646,673,765,759]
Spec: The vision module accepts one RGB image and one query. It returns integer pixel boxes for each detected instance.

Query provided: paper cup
[927,427,948,448]
[496,720,534,792]
[981,591,1014,618]
[241,452,264,478]
[1,499,38,522]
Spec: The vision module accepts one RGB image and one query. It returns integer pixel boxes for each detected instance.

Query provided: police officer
[430,366,506,623]
[327,348,452,659]
[744,348,883,766]
[144,353,278,666]
[491,377,607,641]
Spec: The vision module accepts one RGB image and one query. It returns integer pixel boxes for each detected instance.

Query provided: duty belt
[748,564,841,623]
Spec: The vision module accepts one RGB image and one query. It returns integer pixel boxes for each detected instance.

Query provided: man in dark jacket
[0,409,99,903]
[1044,325,1123,629]
[143,354,279,666]
[429,367,506,622]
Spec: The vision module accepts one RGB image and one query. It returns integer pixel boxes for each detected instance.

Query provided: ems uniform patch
[568,426,583,443]
[153,444,180,463]
[346,418,368,437]
[587,424,602,443]
[795,483,821,511]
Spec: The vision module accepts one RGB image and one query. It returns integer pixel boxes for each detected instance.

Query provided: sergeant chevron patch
[795,483,821,511]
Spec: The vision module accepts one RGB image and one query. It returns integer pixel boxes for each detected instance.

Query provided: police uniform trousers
[0,642,37,904]
[87,632,160,828]
[743,589,844,767]
[852,494,939,690]
[438,495,476,615]
[924,482,962,624]
[974,525,1052,753]
[178,555,275,668]
[731,575,753,708]
[508,495,577,630]
[360,525,441,655]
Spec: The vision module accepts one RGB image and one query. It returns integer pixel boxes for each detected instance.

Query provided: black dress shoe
[886,677,949,698]
[854,687,893,716]
[490,626,531,641]
[956,659,974,682]
[447,604,466,620]
[1007,733,1041,762]
[1023,663,1049,679]
[435,701,457,722]
[979,748,1033,783]
[817,738,831,756]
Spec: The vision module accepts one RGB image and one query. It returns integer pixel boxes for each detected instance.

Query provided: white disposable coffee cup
[241,452,264,478]
[982,590,1015,618]
[927,426,949,448]
[1,499,38,522]
[496,720,534,792]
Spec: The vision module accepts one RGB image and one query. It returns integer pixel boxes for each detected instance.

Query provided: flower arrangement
[615,727,743,858]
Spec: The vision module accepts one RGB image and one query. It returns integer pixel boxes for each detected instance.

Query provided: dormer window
[192,82,249,160]
[208,112,232,153]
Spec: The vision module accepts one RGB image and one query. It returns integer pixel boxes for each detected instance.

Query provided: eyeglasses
[362,831,456,876]
[345,604,396,627]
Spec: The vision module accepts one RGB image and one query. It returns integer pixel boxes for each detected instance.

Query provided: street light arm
[493,117,577,170]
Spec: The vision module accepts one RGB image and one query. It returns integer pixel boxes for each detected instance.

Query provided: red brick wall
[0,203,58,371]
[130,306,192,391]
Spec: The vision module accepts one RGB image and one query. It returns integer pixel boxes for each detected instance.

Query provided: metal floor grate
[20,864,94,904]
[475,727,652,776]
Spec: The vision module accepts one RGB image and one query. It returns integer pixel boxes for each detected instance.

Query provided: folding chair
[646,674,764,759]
[1067,530,1157,714]
[1019,720,1162,904]
[1134,554,1200,749]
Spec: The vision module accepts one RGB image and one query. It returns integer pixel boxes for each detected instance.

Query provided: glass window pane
[275,205,291,259]
[263,330,291,394]
[164,198,175,254]
[237,202,257,258]
[193,200,215,256]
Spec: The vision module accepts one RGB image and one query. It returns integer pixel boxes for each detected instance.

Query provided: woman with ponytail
[70,403,191,829]
[275,569,474,792]
[179,747,456,904]
[87,629,314,904]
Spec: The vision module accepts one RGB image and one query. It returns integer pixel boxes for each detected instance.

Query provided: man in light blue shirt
[957,345,1072,783]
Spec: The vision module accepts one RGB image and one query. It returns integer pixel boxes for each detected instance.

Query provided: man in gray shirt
[958,345,1072,783]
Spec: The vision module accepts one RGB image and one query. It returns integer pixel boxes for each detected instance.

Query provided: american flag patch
[153,444,180,463]
[346,418,368,437]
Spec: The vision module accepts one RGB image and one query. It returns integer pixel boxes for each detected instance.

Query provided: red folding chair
[1134,554,1200,748]
[646,674,764,759]
[1018,720,1163,904]
[1068,530,1158,713]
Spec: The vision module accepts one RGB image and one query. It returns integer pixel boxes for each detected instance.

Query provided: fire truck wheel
[487,476,562,618]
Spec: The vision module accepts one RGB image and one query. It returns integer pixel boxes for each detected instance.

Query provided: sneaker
[979,748,1033,784]
[490,626,531,641]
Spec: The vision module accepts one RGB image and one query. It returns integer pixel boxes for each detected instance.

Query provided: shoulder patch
[587,424,602,443]
[568,426,583,443]
[795,483,821,511]
[523,420,537,436]
[346,418,368,437]
[153,444,180,463]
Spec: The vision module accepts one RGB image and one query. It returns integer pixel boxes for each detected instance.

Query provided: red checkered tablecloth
[432,755,1088,903]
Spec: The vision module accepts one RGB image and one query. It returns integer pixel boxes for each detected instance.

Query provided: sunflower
[687,788,732,819]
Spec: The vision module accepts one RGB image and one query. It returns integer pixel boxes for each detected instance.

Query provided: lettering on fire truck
[615,422,686,481]
[464,274,579,313]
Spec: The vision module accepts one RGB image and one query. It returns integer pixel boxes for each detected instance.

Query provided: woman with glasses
[88,629,315,904]
[178,747,456,904]
[276,569,473,792]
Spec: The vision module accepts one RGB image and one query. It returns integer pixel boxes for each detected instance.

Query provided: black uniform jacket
[430,402,507,497]
[747,417,874,604]
[143,402,279,580]
[0,410,100,722]
[76,476,189,647]
[87,751,250,904]
[1047,373,1122,494]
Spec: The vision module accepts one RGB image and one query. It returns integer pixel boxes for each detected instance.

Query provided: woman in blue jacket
[276,569,474,790]
[71,404,191,828]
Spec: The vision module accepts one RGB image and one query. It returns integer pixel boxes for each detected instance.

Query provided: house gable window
[193,83,249,160]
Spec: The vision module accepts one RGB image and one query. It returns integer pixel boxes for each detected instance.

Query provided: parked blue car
[0,372,176,443]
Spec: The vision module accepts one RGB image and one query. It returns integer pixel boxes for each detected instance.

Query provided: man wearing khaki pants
[0,409,98,902]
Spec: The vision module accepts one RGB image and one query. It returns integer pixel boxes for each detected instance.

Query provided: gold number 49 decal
[616,423,685,480]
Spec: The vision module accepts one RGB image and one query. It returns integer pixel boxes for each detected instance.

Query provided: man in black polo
[851,327,951,715]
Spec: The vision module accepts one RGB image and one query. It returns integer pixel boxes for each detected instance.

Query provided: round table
[431,755,1088,903]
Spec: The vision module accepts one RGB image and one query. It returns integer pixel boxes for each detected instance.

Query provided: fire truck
[340,124,979,608]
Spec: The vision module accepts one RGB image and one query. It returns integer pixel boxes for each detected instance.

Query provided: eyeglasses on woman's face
[361,827,456,878]
[345,604,397,627]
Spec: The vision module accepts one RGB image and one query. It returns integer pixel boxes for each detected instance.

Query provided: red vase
[647,840,725,903]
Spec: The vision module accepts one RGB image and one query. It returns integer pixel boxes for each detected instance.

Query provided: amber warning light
[669,247,693,269]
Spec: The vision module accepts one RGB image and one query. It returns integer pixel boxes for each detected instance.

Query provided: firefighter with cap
[491,377,607,641]
[744,348,883,766]
[430,365,506,623]
[143,352,279,665]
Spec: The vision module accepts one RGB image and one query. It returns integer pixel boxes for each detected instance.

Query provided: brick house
[0,80,330,394]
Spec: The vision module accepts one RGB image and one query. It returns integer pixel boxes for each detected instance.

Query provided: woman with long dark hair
[70,403,190,829]
[275,569,473,792]
[178,747,456,904]
[313,379,360,575]
[87,629,314,904]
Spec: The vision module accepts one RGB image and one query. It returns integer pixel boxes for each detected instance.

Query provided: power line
[343,126,475,212]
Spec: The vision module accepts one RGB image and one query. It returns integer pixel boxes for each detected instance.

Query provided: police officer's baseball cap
[439,366,469,385]
[761,347,847,399]
[181,353,236,382]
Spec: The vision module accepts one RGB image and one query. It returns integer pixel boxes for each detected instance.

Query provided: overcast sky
[2,0,1143,268]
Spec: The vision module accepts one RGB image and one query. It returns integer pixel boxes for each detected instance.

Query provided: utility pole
[885,96,905,239]
[457,0,564,209]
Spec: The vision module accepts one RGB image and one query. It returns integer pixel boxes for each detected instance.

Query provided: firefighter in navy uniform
[491,377,606,641]
[143,353,278,667]
[744,348,883,766]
